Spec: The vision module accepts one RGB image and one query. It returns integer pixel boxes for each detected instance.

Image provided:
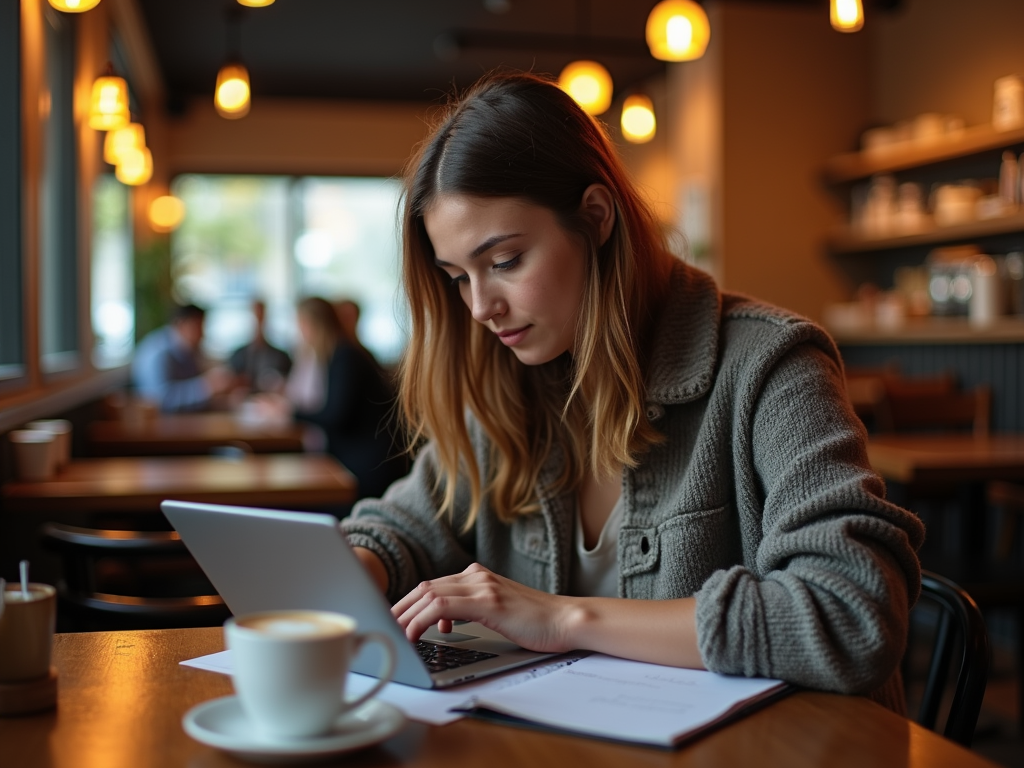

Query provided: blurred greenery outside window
[169,175,407,365]
[91,174,134,369]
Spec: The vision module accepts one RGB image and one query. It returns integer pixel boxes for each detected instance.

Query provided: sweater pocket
[621,505,739,598]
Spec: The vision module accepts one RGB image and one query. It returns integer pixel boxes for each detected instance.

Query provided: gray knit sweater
[342,261,924,712]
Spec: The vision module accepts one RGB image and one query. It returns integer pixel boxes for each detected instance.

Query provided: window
[91,175,134,368]
[0,0,21,381]
[169,175,407,365]
[38,6,78,373]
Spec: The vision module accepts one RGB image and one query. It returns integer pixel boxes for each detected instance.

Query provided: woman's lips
[496,326,530,346]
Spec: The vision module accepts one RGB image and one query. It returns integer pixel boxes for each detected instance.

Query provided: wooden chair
[40,522,230,631]
[875,374,990,437]
[909,571,990,747]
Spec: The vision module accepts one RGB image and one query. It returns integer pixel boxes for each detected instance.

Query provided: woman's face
[423,194,589,366]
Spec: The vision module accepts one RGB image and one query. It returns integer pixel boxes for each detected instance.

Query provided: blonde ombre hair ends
[400,73,674,527]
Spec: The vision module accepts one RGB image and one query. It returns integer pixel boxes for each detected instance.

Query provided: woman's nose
[467,280,505,323]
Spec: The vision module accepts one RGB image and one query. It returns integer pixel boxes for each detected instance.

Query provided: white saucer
[182,695,406,764]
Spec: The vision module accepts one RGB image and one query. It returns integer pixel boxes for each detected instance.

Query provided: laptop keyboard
[415,641,498,673]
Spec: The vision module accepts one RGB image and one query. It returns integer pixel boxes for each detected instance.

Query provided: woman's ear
[579,184,616,246]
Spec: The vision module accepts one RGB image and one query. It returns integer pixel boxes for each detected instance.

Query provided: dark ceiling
[135,0,902,110]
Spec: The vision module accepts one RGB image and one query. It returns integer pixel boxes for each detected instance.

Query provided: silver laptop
[161,500,557,689]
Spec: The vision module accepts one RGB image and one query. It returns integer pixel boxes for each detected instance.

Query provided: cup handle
[341,631,396,713]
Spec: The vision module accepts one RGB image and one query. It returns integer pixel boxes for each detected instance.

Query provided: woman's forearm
[560,595,704,668]
[353,546,389,594]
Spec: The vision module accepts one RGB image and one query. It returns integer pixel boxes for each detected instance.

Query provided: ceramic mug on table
[0,583,56,683]
[225,610,396,740]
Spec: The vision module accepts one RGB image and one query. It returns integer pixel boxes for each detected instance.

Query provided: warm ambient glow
[558,61,613,116]
[215,63,251,119]
[830,0,864,32]
[645,0,710,62]
[103,122,145,165]
[237,0,275,5]
[88,76,130,131]
[116,146,153,186]
[621,95,657,144]
[48,0,102,11]
[149,195,186,232]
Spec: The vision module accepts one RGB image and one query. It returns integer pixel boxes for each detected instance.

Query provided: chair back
[876,374,990,436]
[913,570,990,747]
[40,522,230,631]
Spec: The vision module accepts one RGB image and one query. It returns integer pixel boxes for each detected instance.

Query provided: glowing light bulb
[149,195,186,232]
[830,0,864,33]
[646,0,710,62]
[88,76,130,131]
[116,146,153,186]
[558,61,613,116]
[621,95,657,144]
[48,0,102,12]
[237,0,275,5]
[215,63,251,119]
[103,123,145,166]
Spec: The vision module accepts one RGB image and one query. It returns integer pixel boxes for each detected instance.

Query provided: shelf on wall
[827,316,1024,346]
[827,211,1024,255]
[823,124,1024,185]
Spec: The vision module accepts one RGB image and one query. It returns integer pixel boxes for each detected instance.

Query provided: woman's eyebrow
[434,233,522,267]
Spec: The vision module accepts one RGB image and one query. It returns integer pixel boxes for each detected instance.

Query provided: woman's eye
[493,255,520,272]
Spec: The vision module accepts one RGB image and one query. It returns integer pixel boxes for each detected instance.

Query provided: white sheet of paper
[181,650,583,726]
[468,654,786,746]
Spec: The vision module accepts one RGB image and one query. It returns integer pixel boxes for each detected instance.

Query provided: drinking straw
[19,560,29,599]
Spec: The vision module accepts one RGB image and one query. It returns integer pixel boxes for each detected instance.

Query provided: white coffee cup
[225,610,396,740]
[9,430,56,482]
[26,420,72,468]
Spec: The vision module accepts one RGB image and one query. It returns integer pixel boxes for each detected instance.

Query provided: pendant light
[237,0,274,5]
[559,61,613,116]
[149,195,186,233]
[621,95,657,144]
[645,0,710,62]
[830,0,864,33]
[215,63,251,119]
[215,8,251,119]
[48,0,102,11]
[103,122,145,166]
[116,146,153,186]
[88,71,130,131]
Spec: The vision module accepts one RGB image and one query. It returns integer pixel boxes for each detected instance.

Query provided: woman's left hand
[391,563,576,653]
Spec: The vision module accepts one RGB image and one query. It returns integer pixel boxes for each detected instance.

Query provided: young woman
[341,73,924,712]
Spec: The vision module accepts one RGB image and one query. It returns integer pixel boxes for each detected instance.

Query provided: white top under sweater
[570,494,624,598]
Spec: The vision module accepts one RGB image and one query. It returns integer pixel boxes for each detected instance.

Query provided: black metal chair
[40,522,231,631]
[911,570,990,747]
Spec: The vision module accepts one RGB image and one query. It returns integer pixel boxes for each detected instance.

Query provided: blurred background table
[0,627,994,768]
[87,413,306,456]
[1,454,357,515]
[866,434,1024,486]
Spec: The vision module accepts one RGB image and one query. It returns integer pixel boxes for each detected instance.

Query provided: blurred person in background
[228,299,292,394]
[257,296,408,501]
[334,298,362,350]
[132,303,236,413]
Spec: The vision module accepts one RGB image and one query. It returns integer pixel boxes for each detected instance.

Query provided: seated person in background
[132,304,235,413]
[334,298,362,348]
[342,73,925,714]
[260,297,408,500]
[228,299,292,393]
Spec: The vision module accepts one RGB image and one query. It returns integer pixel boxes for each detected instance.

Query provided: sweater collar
[644,260,721,405]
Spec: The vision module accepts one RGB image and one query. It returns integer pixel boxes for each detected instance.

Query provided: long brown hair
[400,72,674,527]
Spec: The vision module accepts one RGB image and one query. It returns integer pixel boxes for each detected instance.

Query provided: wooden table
[867,434,1024,486]
[0,627,991,768]
[1,454,358,514]
[87,413,307,456]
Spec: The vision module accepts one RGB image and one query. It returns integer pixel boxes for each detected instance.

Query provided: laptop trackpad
[420,628,479,643]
